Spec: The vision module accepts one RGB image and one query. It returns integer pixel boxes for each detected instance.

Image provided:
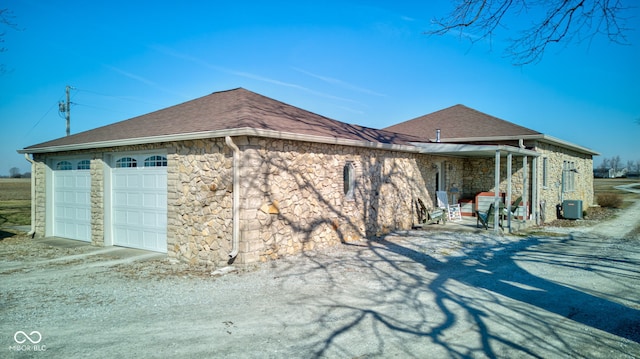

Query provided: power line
[24,101,59,138]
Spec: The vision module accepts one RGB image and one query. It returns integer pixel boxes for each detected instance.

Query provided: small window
[144,155,167,167]
[77,160,91,170]
[56,161,73,170]
[343,162,355,199]
[542,158,548,188]
[563,160,576,192]
[116,157,137,168]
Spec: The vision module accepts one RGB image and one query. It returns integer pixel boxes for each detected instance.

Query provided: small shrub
[597,193,623,208]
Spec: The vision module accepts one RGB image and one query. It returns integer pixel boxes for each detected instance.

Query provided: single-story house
[19,88,597,268]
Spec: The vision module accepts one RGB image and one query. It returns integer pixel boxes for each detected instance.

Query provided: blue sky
[1,0,639,176]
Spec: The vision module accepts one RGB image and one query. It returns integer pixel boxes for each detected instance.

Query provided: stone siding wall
[30,138,463,268]
[232,137,441,265]
[90,157,105,246]
[462,156,531,201]
[31,156,47,237]
[169,139,233,267]
[535,142,594,222]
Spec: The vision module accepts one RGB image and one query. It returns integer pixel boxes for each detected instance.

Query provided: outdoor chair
[414,198,446,227]
[503,196,523,220]
[437,190,461,221]
[427,207,446,225]
[476,203,499,230]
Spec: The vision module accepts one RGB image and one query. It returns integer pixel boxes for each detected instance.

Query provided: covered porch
[413,142,540,233]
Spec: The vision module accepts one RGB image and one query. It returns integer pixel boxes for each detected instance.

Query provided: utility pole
[58,85,73,136]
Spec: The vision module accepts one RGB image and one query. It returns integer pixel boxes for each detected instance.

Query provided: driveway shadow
[0,229,18,240]
[290,231,640,358]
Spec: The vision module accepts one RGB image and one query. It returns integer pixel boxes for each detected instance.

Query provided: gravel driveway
[2,200,640,358]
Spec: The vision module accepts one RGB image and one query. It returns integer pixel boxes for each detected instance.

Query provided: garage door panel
[113,174,126,187]
[142,174,157,188]
[126,211,140,225]
[142,193,165,208]
[75,175,90,187]
[75,208,89,220]
[115,209,139,224]
[80,192,90,203]
[143,232,163,249]
[114,192,127,205]
[125,193,141,207]
[142,211,164,227]
[111,160,167,253]
[114,209,125,222]
[114,192,143,208]
[53,164,91,242]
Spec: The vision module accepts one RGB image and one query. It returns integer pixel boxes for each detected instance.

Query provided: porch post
[523,155,528,221]
[494,149,501,232]
[531,157,539,224]
[506,152,513,232]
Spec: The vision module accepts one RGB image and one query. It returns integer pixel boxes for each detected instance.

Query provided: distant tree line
[3,167,31,178]
[595,156,640,178]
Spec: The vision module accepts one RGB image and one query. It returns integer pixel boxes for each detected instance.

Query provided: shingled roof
[385,104,542,141]
[23,88,423,152]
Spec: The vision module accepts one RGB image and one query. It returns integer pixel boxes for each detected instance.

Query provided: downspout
[24,153,36,237]
[225,136,240,259]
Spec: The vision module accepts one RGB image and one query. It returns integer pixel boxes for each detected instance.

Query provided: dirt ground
[1,191,640,358]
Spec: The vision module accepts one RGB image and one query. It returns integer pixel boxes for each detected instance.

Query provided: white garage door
[53,159,91,242]
[111,154,167,253]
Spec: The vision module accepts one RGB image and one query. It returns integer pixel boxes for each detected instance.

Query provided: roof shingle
[25,88,423,150]
[384,104,541,141]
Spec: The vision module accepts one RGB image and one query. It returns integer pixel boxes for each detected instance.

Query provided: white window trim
[343,162,356,200]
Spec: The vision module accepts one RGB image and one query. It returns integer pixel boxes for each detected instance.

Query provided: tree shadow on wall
[247,142,429,253]
[277,231,640,358]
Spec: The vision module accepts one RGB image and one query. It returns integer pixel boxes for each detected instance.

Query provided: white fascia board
[435,135,542,142]
[410,142,540,157]
[18,128,424,155]
[536,134,600,156]
[437,134,599,156]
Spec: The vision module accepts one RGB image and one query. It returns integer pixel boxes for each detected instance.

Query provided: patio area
[415,212,533,233]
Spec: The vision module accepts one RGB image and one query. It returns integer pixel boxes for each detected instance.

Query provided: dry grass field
[593,178,640,205]
[0,178,31,228]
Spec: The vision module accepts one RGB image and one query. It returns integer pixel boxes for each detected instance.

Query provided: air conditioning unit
[562,200,583,220]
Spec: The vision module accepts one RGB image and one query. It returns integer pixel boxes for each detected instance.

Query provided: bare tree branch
[1,8,20,74]
[427,0,633,65]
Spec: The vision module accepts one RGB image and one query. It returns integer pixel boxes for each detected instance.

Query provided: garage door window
[56,161,73,170]
[144,155,167,167]
[77,160,91,170]
[116,157,137,168]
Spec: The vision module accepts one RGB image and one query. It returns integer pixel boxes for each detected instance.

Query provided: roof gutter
[409,142,540,157]
[18,127,544,159]
[432,134,599,156]
[18,127,425,155]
